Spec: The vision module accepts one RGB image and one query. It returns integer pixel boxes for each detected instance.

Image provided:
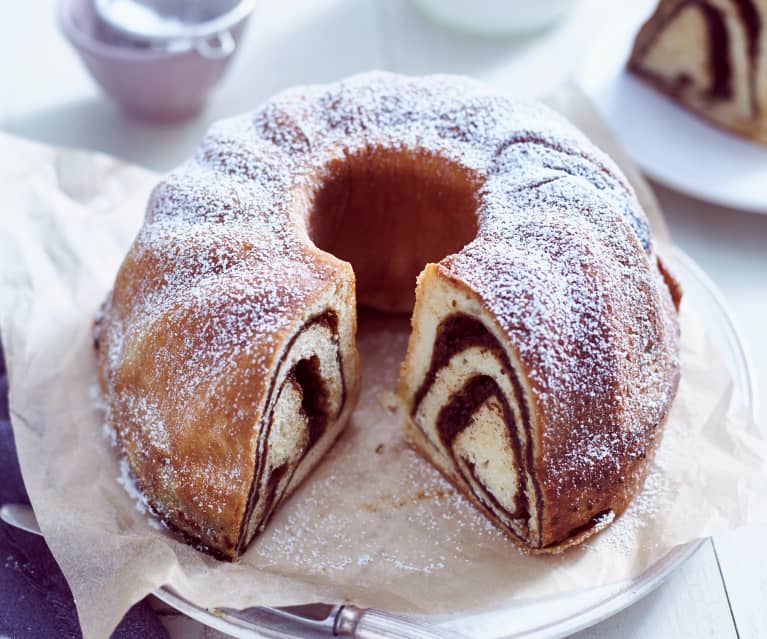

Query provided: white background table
[2,1,765,637]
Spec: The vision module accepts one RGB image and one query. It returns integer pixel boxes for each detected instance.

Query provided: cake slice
[628,0,767,143]
[399,247,680,553]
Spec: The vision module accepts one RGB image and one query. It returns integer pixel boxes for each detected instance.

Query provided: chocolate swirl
[411,313,543,543]
[733,0,762,114]
[236,311,347,553]
[632,0,762,107]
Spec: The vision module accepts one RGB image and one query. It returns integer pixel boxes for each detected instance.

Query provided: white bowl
[412,0,579,37]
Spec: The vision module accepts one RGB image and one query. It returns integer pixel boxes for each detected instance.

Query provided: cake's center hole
[307,148,479,311]
[292,355,330,449]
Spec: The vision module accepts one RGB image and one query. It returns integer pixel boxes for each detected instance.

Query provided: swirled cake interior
[237,311,347,554]
[399,271,548,547]
[410,312,536,540]
[629,0,767,142]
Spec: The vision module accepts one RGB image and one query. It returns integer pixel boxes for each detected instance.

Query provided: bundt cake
[629,0,767,143]
[95,72,681,560]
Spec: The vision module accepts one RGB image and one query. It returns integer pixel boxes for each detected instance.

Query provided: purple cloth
[0,342,169,639]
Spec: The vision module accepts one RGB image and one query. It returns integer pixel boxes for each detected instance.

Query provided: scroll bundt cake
[95,72,681,560]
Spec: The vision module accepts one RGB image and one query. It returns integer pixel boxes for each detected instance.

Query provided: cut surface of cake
[95,72,681,559]
[629,0,767,143]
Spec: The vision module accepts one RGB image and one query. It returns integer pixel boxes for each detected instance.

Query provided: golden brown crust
[98,71,681,559]
[658,255,684,310]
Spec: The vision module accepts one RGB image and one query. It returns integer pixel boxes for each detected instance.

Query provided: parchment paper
[1,87,766,639]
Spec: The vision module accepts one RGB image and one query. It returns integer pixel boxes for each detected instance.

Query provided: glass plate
[153,247,757,638]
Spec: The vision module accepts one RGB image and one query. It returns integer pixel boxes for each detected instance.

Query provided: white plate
[153,247,757,638]
[575,1,767,214]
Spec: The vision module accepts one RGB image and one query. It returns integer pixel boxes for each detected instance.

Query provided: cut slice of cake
[628,0,767,143]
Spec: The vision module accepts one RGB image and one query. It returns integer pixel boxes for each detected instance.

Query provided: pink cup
[57,0,251,122]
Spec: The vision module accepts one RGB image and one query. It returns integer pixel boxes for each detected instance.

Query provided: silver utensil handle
[337,606,465,639]
[195,30,235,59]
[0,503,42,536]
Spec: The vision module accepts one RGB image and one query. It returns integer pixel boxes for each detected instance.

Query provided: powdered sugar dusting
[95,71,679,554]
[117,456,149,515]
